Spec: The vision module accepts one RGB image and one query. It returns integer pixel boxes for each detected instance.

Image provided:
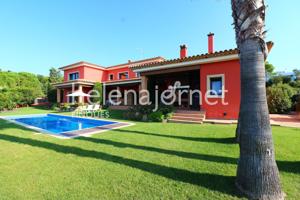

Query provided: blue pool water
[7,114,117,135]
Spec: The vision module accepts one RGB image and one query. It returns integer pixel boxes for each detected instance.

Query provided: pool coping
[0,114,134,139]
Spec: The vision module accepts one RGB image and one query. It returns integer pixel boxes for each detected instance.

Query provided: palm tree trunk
[231,0,284,199]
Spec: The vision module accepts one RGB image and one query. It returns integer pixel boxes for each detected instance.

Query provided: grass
[0,106,55,116]
[0,108,299,200]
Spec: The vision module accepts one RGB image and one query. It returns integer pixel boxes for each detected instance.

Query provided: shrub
[0,71,44,109]
[158,105,175,115]
[91,82,103,104]
[60,103,71,112]
[164,112,173,120]
[149,111,164,122]
[124,105,174,122]
[0,92,17,111]
[47,88,57,103]
[124,105,152,121]
[267,83,296,114]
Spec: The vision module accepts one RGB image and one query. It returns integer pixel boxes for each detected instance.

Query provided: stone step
[171,116,205,121]
[170,110,206,124]
[172,113,206,118]
[168,119,203,124]
[175,110,205,114]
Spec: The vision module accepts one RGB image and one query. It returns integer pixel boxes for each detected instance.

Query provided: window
[109,74,114,80]
[136,72,140,78]
[118,72,129,79]
[207,74,225,97]
[69,72,79,80]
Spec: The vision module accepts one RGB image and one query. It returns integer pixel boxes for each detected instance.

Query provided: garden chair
[72,105,87,116]
[82,105,94,116]
[86,104,101,117]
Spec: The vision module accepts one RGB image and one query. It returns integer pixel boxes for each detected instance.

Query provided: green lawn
[0,108,299,200]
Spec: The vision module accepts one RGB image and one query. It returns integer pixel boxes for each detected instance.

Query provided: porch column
[140,76,148,104]
[116,86,121,104]
[78,85,83,103]
[57,88,61,103]
[103,83,106,105]
[141,76,148,90]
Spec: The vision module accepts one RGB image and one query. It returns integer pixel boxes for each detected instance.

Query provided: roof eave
[59,61,106,71]
[133,54,239,73]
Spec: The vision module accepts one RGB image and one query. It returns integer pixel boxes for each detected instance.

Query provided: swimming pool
[4,114,132,138]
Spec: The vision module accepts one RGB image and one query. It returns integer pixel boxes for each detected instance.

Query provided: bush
[124,105,152,121]
[149,111,164,122]
[267,83,296,114]
[60,103,71,112]
[91,82,103,104]
[47,88,57,103]
[158,105,175,115]
[124,105,174,122]
[0,71,44,109]
[0,92,17,111]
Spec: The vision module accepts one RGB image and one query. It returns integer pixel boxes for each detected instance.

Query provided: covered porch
[140,66,201,110]
[53,80,95,104]
[104,78,141,107]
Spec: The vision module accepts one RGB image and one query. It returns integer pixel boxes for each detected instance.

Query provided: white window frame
[118,71,129,80]
[68,71,79,81]
[206,74,225,98]
[109,74,114,80]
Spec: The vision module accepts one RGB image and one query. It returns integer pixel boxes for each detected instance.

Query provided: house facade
[53,34,273,120]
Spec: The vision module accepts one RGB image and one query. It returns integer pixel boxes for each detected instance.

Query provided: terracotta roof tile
[131,41,274,70]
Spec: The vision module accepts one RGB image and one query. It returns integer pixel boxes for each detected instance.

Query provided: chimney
[207,32,214,54]
[180,45,187,58]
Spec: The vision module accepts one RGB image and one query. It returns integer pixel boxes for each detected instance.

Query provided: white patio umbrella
[67,90,91,97]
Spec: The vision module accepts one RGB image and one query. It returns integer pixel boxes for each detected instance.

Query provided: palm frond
[231,0,268,59]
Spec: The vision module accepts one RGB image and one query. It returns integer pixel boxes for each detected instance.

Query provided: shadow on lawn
[77,136,300,174]
[77,136,238,164]
[277,161,300,174]
[110,128,236,144]
[0,134,239,197]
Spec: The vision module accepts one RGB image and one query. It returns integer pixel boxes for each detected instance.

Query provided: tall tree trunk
[231,0,284,199]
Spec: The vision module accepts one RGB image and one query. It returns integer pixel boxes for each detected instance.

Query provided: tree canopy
[0,71,44,110]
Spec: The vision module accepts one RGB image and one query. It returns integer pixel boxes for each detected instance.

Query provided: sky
[0,0,299,75]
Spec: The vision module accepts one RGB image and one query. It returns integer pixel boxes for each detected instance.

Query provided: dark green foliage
[265,62,275,78]
[157,105,175,116]
[91,82,103,104]
[265,65,300,112]
[123,106,150,121]
[47,88,57,103]
[37,74,51,95]
[267,75,293,86]
[44,68,63,103]
[0,71,43,110]
[149,111,164,122]
[0,92,16,111]
[124,105,174,122]
[49,67,63,83]
[267,83,296,114]
[293,69,300,78]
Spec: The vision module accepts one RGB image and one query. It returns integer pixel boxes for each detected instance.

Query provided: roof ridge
[106,56,165,68]
[130,41,274,70]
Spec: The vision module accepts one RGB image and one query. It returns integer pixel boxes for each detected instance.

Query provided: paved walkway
[270,114,300,128]
[204,114,300,128]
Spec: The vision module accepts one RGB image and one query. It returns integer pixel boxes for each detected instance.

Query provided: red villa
[53,33,273,120]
